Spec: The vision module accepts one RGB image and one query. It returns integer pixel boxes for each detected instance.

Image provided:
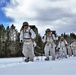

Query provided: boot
[65,56,67,58]
[52,56,55,60]
[45,57,49,61]
[25,57,29,62]
[52,58,55,60]
[29,58,34,62]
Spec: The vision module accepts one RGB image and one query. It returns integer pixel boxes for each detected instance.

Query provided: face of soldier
[24,25,28,29]
[46,32,52,36]
[61,38,64,41]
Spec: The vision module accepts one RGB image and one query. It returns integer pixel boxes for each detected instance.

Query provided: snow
[0,56,76,75]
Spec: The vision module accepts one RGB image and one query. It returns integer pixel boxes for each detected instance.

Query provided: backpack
[29,25,38,42]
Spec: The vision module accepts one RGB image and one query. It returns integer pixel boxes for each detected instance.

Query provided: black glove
[42,36,44,39]
[58,48,60,50]
[65,44,67,46]
[20,40,23,46]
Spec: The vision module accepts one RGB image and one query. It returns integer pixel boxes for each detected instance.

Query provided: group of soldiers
[19,21,76,62]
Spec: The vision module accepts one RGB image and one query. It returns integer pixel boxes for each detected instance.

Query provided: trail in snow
[0,56,76,75]
[0,56,74,69]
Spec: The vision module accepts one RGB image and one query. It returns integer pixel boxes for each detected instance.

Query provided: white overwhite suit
[67,45,72,57]
[57,39,68,58]
[20,27,36,61]
[42,34,58,60]
[70,41,76,56]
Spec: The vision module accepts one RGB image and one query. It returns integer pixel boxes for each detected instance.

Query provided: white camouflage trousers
[44,43,56,59]
[22,42,35,60]
[59,47,67,58]
[67,46,72,56]
[72,47,76,56]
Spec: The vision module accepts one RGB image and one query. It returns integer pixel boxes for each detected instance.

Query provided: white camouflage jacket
[58,40,68,49]
[20,27,36,42]
[42,34,58,43]
[70,41,76,49]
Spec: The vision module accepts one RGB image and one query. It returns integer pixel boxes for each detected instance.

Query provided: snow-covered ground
[0,56,76,75]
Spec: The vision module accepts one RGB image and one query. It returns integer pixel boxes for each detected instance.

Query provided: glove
[65,44,67,46]
[20,40,23,43]
[20,40,23,46]
[58,48,60,50]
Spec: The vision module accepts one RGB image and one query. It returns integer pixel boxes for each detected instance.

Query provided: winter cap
[60,36,64,40]
[45,28,51,33]
[23,22,29,26]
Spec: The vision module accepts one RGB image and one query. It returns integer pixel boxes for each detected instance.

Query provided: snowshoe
[65,56,67,58]
[57,56,60,59]
[24,57,29,62]
[52,58,55,60]
[36,57,39,60]
[29,59,34,62]
[45,57,49,61]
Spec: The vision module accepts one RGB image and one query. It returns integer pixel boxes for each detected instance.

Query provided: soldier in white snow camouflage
[20,22,36,62]
[42,29,58,60]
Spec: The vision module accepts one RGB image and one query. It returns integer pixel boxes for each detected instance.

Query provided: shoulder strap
[29,28,31,35]
[60,41,61,47]
[51,34,54,40]
[64,40,66,45]
[45,34,47,42]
